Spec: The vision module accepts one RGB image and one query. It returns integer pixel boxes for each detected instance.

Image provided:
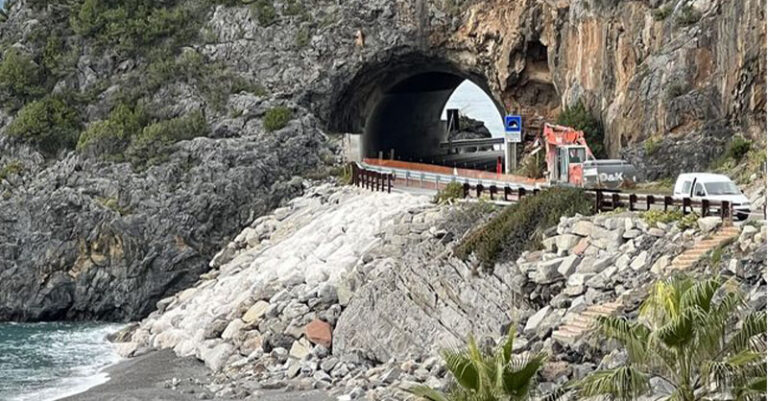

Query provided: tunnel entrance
[327,54,507,171]
[327,48,557,172]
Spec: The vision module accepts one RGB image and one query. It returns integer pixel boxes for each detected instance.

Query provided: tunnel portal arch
[327,52,507,161]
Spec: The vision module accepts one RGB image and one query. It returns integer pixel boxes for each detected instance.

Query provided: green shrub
[77,103,147,156]
[7,95,80,155]
[295,26,311,47]
[70,0,200,56]
[652,5,672,20]
[557,101,605,158]
[726,137,752,161]
[263,106,292,132]
[127,110,209,167]
[665,79,689,99]
[434,181,465,204]
[641,209,685,227]
[0,48,43,108]
[676,5,702,26]
[251,0,277,26]
[644,137,662,156]
[677,212,700,230]
[455,187,593,269]
[0,160,24,181]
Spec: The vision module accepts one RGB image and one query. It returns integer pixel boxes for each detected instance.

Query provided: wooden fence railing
[352,163,734,221]
[587,189,733,220]
[351,162,393,193]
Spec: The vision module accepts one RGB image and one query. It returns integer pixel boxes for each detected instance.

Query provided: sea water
[0,322,123,401]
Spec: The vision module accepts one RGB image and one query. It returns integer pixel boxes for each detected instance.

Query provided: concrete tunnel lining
[326,53,507,160]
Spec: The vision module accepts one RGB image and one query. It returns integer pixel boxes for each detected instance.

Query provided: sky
[442,80,505,138]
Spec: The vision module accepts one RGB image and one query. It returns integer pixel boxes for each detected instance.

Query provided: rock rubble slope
[116,183,766,400]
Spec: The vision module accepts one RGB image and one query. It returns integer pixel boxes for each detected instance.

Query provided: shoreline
[58,350,214,401]
[59,350,335,401]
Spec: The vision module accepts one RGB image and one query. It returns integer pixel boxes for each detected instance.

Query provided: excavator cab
[555,145,589,185]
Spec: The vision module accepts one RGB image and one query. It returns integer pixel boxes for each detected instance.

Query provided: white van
[673,173,751,220]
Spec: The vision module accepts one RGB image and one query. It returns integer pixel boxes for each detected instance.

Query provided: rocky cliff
[0,0,764,320]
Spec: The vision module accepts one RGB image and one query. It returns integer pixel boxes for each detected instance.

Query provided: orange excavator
[538,123,639,188]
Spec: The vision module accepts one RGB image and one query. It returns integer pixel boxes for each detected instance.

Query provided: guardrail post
[646,195,654,211]
[518,187,526,201]
[476,184,484,198]
[405,171,410,187]
[629,194,637,211]
[701,199,709,217]
[682,197,691,214]
[463,183,470,198]
[595,189,603,213]
[611,193,620,210]
[420,173,424,188]
[489,185,497,200]
[533,188,540,196]
[435,176,439,191]
[504,186,511,202]
[388,174,392,193]
[721,200,731,222]
[664,196,673,212]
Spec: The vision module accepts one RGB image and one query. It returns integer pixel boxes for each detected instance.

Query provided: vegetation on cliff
[556,101,605,159]
[455,187,593,268]
[0,0,263,166]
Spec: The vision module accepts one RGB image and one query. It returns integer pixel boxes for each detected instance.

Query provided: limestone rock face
[0,121,327,321]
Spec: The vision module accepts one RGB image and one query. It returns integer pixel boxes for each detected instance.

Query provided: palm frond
[501,353,546,399]
[576,366,650,401]
[728,312,767,353]
[680,276,722,312]
[409,385,452,401]
[592,315,649,363]
[442,348,480,392]
[500,324,516,364]
[655,310,694,348]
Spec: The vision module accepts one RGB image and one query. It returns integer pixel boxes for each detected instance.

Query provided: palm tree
[409,326,546,401]
[569,275,766,401]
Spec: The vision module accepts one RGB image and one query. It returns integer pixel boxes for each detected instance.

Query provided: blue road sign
[505,115,522,132]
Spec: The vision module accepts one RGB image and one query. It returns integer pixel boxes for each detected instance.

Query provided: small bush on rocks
[726,137,752,162]
[455,187,593,269]
[641,209,684,227]
[127,110,209,168]
[434,182,465,204]
[251,0,277,26]
[263,106,292,132]
[652,5,672,20]
[0,160,24,181]
[77,103,148,156]
[557,101,605,158]
[7,95,81,155]
[0,48,43,109]
[676,5,702,26]
[643,137,661,156]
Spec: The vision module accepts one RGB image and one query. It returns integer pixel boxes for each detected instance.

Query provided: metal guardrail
[357,161,540,192]
[438,137,505,150]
